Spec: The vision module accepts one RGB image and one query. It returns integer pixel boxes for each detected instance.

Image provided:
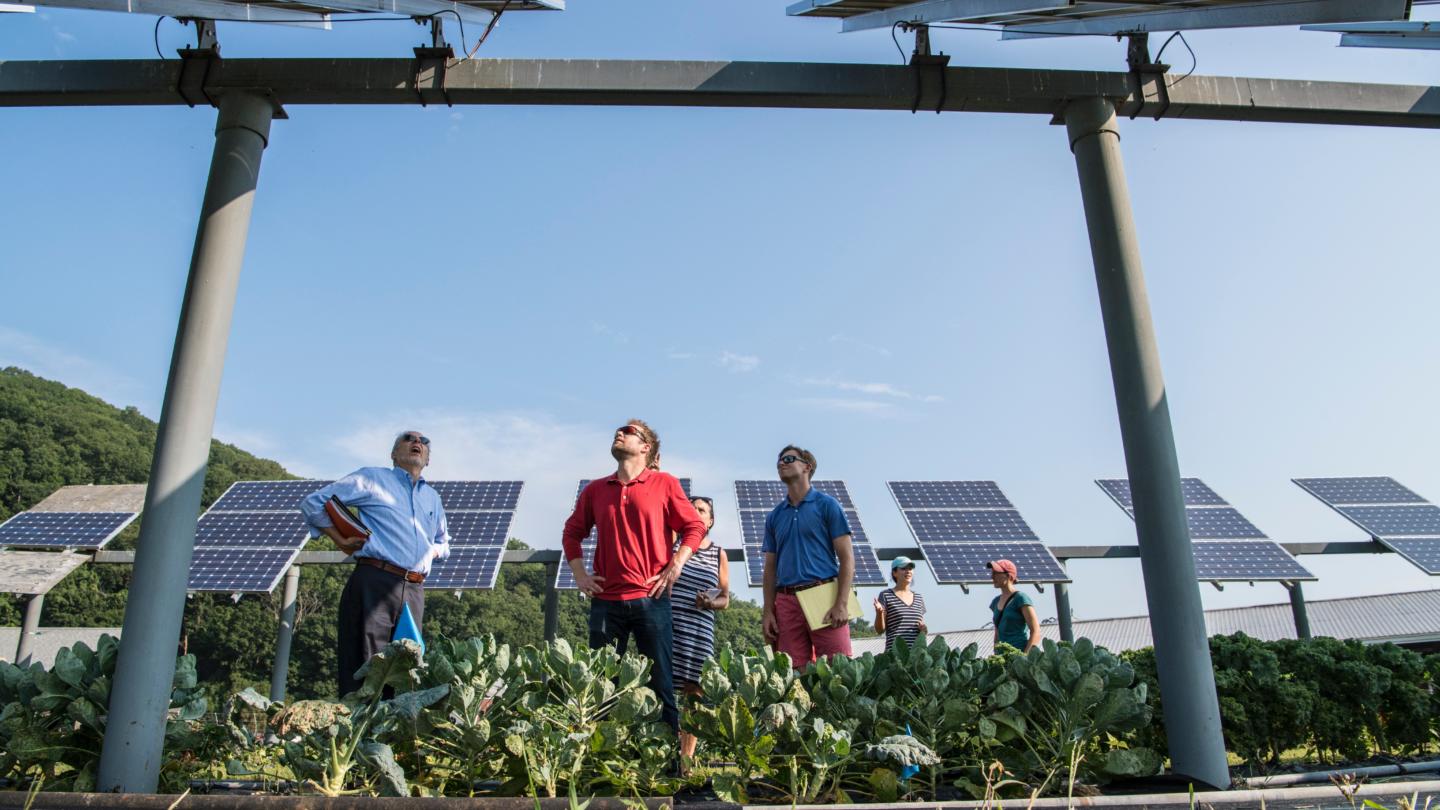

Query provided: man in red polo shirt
[562,418,707,733]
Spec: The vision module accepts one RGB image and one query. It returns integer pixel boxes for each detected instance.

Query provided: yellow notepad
[795,581,863,631]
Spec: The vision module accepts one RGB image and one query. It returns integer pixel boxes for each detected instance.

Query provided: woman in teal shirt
[987,559,1040,653]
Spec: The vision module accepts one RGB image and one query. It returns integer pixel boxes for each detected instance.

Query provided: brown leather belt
[777,577,834,595]
[357,556,426,584]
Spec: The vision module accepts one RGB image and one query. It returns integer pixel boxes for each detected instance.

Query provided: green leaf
[990,679,1020,709]
[53,647,87,689]
[384,684,449,722]
[356,741,408,796]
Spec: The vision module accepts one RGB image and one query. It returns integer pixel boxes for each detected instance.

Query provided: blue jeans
[588,596,678,731]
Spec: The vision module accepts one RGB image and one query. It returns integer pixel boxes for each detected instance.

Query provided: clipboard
[795,581,863,631]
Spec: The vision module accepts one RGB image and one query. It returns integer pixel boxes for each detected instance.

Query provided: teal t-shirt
[989,591,1034,650]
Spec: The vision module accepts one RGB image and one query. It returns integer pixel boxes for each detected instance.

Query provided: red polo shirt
[562,470,707,601]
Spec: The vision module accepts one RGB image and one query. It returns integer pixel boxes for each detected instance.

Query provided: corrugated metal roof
[853,588,1440,656]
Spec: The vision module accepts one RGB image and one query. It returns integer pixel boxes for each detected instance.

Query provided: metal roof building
[854,589,1440,656]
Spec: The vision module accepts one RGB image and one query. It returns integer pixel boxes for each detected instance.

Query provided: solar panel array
[1096,477,1314,582]
[887,480,1068,585]
[192,478,521,593]
[734,480,887,588]
[555,477,692,590]
[0,511,137,551]
[1294,476,1440,575]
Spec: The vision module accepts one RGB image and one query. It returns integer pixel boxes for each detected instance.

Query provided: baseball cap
[986,559,1018,577]
[891,555,915,570]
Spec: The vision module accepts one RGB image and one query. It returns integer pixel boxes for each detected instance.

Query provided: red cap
[986,559,1018,577]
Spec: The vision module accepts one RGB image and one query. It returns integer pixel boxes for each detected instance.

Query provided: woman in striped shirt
[672,495,729,770]
[873,555,927,652]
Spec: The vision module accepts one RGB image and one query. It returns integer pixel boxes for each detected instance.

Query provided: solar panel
[1096,477,1228,512]
[1380,539,1440,575]
[210,480,330,512]
[921,542,1068,585]
[426,546,504,590]
[1095,477,1313,582]
[1335,505,1440,538]
[24,0,562,30]
[1185,507,1266,540]
[734,479,885,587]
[904,509,1038,542]
[188,548,297,593]
[1293,476,1426,506]
[446,511,515,546]
[889,480,1012,510]
[887,480,1069,585]
[194,512,310,549]
[0,511,136,550]
[431,480,523,511]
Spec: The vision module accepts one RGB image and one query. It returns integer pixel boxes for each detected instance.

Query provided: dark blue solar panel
[843,510,869,545]
[1381,539,1440,575]
[446,511,514,546]
[555,542,595,590]
[188,548,296,592]
[921,542,1068,584]
[1097,478,1227,511]
[1185,507,1267,540]
[1191,541,1314,581]
[739,511,767,545]
[1294,476,1426,506]
[888,480,1012,509]
[736,480,849,510]
[851,543,886,585]
[210,480,331,511]
[1336,505,1440,538]
[425,546,503,590]
[0,511,136,550]
[905,509,1038,542]
[746,552,766,586]
[195,512,309,549]
[431,481,523,511]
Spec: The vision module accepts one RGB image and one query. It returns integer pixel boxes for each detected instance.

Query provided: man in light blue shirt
[300,430,449,696]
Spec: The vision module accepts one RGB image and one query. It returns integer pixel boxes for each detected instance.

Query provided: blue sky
[3,1,1438,635]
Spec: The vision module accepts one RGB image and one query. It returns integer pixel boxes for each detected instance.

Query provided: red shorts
[774,591,851,669]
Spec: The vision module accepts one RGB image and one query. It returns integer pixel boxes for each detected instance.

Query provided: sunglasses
[692,496,714,507]
[777,454,804,465]
[615,425,648,439]
[399,433,430,446]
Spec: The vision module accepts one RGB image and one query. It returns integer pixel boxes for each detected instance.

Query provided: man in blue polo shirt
[300,430,449,697]
[761,444,855,668]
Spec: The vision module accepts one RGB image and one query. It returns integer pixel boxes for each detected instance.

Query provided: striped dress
[878,588,926,652]
[671,541,723,686]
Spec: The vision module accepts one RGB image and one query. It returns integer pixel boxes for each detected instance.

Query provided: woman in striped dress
[873,555,927,652]
[672,495,728,768]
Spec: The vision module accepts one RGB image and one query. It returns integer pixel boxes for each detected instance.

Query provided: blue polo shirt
[762,487,851,588]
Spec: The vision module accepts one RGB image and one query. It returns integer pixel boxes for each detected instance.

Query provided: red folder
[324,495,371,541]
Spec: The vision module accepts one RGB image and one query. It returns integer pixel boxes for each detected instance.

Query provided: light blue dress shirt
[300,466,449,575]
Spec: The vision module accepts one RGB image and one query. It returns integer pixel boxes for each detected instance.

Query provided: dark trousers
[588,596,678,731]
[337,563,425,698]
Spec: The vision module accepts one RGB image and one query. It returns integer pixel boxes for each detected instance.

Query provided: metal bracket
[904,23,951,114]
[175,19,221,108]
[1120,32,1170,121]
[1210,580,1225,592]
[413,17,455,107]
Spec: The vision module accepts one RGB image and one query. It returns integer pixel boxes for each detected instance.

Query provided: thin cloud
[0,327,151,413]
[718,351,759,373]
[829,334,891,357]
[791,397,894,414]
[801,377,943,403]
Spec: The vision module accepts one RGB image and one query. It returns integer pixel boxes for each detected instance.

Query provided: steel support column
[1287,581,1313,639]
[15,594,44,667]
[1064,96,1229,790]
[1054,580,1074,643]
[270,565,302,702]
[542,562,560,643]
[97,90,275,794]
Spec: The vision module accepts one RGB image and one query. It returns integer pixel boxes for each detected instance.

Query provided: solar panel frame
[887,481,1070,585]
[188,548,298,593]
[1378,538,1440,575]
[0,511,137,551]
[1191,540,1316,581]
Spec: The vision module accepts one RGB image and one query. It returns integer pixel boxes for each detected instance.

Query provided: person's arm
[916,593,927,634]
[648,478,704,598]
[873,592,887,633]
[762,552,779,644]
[1022,601,1041,652]
[562,487,605,597]
[823,533,854,628]
[706,546,731,610]
[429,496,450,561]
[299,471,374,555]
